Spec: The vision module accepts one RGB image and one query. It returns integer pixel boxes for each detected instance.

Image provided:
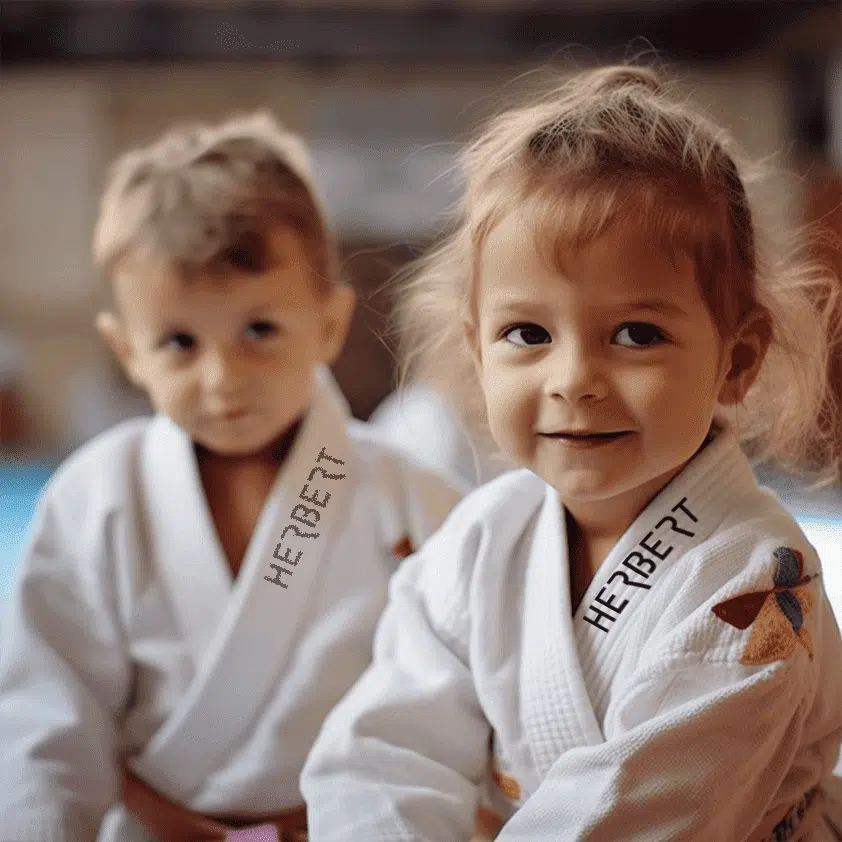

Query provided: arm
[500,632,812,840]
[301,524,491,842]
[0,489,132,842]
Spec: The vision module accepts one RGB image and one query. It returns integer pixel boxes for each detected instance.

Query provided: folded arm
[301,527,490,842]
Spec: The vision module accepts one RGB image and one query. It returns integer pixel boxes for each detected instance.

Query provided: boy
[0,112,463,842]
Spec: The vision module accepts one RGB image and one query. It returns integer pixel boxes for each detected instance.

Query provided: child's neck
[563,471,682,613]
[565,511,619,613]
[195,419,303,579]
[195,419,302,468]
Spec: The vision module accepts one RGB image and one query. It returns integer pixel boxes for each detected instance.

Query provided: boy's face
[99,227,354,456]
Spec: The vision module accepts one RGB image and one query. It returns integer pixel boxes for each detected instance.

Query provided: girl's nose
[544,339,607,404]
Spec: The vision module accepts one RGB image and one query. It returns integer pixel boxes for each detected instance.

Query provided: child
[300,65,842,841]
[0,112,464,842]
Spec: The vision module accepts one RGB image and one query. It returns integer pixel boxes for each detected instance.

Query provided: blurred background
[1,0,840,606]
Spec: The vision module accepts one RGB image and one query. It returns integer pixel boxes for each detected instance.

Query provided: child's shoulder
[421,465,547,553]
[344,419,465,524]
[348,418,453,476]
[649,490,827,671]
[43,416,153,506]
[390,467,547,631]
[699,487,819,596]
[347,418,468,494]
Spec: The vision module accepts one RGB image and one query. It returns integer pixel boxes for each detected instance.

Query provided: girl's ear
[718,309,772,406]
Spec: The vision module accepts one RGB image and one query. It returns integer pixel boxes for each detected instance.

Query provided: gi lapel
[136,413,232,669]
[520,488,604,783]
[574,427,758,721]
[521,426,758,782]
[130,372,356,803]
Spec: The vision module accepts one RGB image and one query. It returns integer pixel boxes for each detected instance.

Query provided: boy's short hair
[93,111,338,291]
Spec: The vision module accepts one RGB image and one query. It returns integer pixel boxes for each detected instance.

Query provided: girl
[300,65,842,841]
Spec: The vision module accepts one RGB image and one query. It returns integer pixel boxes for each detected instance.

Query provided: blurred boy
[0,112,463,842]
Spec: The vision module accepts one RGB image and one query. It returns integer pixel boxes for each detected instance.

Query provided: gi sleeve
[500,557,823,842]
[0,484,132,842]
[301,518,490,842]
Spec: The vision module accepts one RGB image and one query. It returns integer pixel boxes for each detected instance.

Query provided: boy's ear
[319,285,356,366]
[95,311,143,387]
[718,309,772,406]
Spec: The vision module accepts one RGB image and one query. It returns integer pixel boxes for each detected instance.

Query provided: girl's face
[470,210,738,526]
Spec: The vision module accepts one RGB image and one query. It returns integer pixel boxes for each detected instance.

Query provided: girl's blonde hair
[93,111,339,291]
[395,64,842,480]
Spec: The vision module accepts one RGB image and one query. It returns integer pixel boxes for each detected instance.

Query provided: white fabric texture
[301,426,842,842]
[368,384,510,488]
[0,371,463,842]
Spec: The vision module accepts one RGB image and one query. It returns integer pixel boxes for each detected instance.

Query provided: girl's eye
[503,324,551,346]
[246,320,278,340]
[613,323,665,348]
[164,332,196,352]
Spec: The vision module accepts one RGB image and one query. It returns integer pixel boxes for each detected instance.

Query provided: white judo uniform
[301,425,842,842]
[0,371,463,842]
[368,384,510,488]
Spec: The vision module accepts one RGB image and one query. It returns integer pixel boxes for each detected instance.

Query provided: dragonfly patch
[711,546,818,665]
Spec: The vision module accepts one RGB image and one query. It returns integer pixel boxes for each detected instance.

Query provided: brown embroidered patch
[740,593,798,665]
[492,766,522,802]
[711,546,818,665]
[391,535,414,560]
[711,590,770,630]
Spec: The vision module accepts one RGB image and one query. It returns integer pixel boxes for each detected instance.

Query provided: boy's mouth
[216,408,251,422]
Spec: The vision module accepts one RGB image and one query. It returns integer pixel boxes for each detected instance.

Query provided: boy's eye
[613,323,665,348]
[245,320,278,340]
[164,332,196,351]
[503,324,551,346]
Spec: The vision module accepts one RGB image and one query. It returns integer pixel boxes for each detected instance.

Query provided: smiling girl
[301,65,842,841]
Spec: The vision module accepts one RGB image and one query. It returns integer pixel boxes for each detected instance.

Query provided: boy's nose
[202,351,249,397]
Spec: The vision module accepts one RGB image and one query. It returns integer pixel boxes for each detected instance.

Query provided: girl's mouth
[541,430,633,448]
